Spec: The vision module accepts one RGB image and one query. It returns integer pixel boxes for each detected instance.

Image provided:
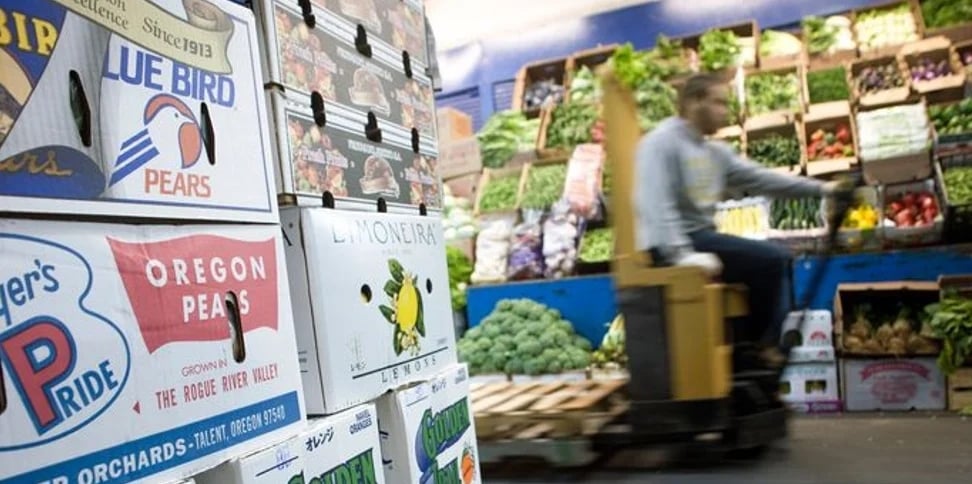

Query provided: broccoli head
[497,300,515,312]
[464,326,483,340]
[514,303,534,319]
[516,339,543,358]
[489,351,509,371]
[485,324,505,339]
[546,359,563,374]
[566,348,591,369]
[523,357,546,376]
[493,340,513,355]
[572,335,593,352]
[514,329,532,344]
[554,320,573,334]
[547,308,562,320]
[465,351,487,369]
[480,360,500,374]
[474,338,493,353]
[495,334,515,348]
[540,312,558,324]
[541,347,561,361]
[504,358,525,374]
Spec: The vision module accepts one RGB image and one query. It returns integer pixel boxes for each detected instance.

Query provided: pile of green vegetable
[520,163,568,210]
[579,227,613,263]
[925,293,972,374]
[745,72,801,115]
[478,174,520,212]
[802,15,855,55]
[943,166,972,205]
[546,102,599,149]
[645,35,691,80]
[746,134,801,169]
[476,111,541,169]
[457,298,594,376]
[807,67,850,104]
[607,44,678,131]
[920,0,972,29]
[446,246,472,311]
[568,66,600,104]
[929,98,972,136]
[759,30,802,59]
[699,29,741,72]
[770,198,822,230]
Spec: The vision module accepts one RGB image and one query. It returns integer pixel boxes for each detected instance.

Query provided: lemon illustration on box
[380,258,426,356]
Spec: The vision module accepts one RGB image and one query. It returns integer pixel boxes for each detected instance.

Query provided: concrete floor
[483,414,972,483]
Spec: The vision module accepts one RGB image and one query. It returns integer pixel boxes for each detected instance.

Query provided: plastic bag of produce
[471,213,517,284]
[507,209,546,280]
[563,144,605,218]
[542,199,581,279]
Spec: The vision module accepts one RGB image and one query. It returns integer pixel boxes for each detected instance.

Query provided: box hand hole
[376,197,387,213]
[360,284,372,303]
[365,112,382,143]
[310,91,327,126]
[69,70,92,147]
[425,278,433,294]
[401,50,412,78]
[200,102,216,166]
[410,128,419,153]
[298,0,316,28]
[321,190,335,208]
[355,25,372,58]
[418,203,427,216]
[225,291,247,363]
[0,366,6,415]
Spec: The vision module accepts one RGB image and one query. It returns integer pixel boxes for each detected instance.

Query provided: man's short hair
[678,73,724,112]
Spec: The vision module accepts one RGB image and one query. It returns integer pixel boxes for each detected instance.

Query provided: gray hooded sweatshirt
[634,117,824,254]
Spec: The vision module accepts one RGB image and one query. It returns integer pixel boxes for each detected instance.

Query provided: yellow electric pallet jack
[587,64,857,461]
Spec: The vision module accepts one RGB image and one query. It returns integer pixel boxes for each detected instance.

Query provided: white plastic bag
[470,213,517,284]
[542,199,581,279]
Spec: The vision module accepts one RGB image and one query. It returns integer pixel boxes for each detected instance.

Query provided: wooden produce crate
[900,36,967,100]
[835,186,883,251]
[743,63,806,127]
[804,65,853,119]
[679,21,759,72]
[473,164,528,216]
[936,158,972,243]
[469,379,628,441]
[914,0,972,44]
[536,104,598,160]
[957,40,972,75]
[519,157,569,211]
[856,98,933,186]
[512,57,569,118]
[745,121,805,175]
[852,0,924,60]
[833,281,941,357]
[803,11,858,71]
[565,44,619,90]
[849,55,911,107]
[881,177,945,248]
[803,108,859,177]
[947,367,972,411]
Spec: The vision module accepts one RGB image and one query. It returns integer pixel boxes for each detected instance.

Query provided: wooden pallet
[470,379,628,441]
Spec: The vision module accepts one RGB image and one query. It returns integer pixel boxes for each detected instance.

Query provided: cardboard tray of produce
[851,1,924,60]
[880,178,945,248]
[832,281,942,357]
[835,186,883,251]
[511,56,570,116]
[269,93,441,211]
[934,159,972,242]
[576,221,611,275]
[258,1,437,145]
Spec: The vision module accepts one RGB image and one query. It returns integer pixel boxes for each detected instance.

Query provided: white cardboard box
[0,0,278,223]
[195,436,304,484]
[282,207,457,415]
[0,219,305,483]
[300,404,386,483]
[377,363,482,484]
[840,357,946,411]
[780,362,840,413]
[781,310,834,349]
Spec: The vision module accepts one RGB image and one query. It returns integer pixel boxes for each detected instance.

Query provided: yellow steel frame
[598,65,746,401]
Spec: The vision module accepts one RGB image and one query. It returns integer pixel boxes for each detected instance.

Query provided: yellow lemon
[396,276,420,332]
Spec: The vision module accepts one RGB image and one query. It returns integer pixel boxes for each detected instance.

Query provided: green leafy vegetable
[802,16,837,54]
[807,67,850,104]
[746,134,801,169]
[929,98,972,136]
[476,111,541,169]
[606,43,678,131]
[579,228,613,262]
[922,0,972,28]
[925,294,972,375]
[699,29,741,72]
[546,102,598,149]
[478,174,520,212]
[446,246,473,311]
[520,163,568,210]
[943,166,972,205]
[745,71,801,115]
[569,66,600,104]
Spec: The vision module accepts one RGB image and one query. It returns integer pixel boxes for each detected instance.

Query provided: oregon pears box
[286,0,429,68]
[0,219,305,483]
[281,207,457,415]
[299,404,385,484]
[0,0,278,223]
[195,435,305,484]
[258,0,437,144]
[269,93,441,210]
[376,363,482,484]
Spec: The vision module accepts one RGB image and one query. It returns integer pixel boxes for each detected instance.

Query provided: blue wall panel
[434,0,888,121]
[466,246,972,346]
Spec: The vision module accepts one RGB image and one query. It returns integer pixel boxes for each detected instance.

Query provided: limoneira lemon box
[376,363,482,484]
[0,219,305,483]
[281,207,457,415]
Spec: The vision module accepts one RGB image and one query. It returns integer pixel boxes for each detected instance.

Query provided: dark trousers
[688,230,793,347]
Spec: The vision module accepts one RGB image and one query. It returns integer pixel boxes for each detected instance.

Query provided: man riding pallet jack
[591,70,855,457]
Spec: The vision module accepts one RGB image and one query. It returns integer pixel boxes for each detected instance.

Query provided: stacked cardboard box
[779,310,841,413]
[0,0,307,482]
[254,0,483,482]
